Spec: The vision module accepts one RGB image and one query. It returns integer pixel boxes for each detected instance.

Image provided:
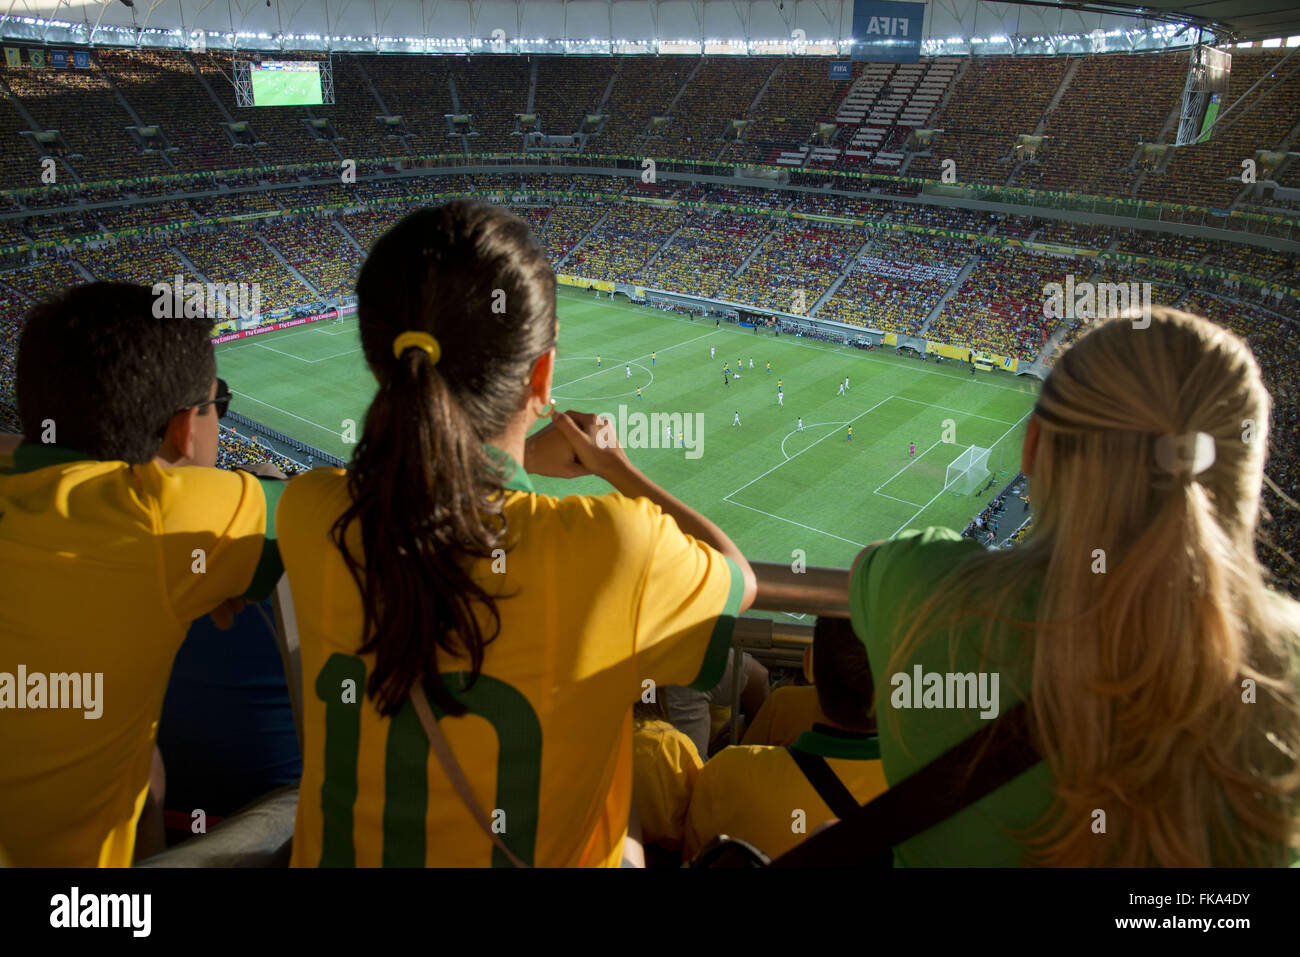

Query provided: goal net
[944,445,992,495]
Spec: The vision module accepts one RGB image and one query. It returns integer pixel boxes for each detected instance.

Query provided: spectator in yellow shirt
[0,282,282,867]
[684,617,885,860]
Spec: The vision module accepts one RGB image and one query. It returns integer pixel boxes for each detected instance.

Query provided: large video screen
[251,61,323,106]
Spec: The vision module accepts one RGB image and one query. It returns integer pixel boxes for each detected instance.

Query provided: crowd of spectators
[717,221,858,311]
[216,426,307,476]
[821,233,970,333]
[261,216,362,302]
[566,204,690,284]
[928,249,1070,360]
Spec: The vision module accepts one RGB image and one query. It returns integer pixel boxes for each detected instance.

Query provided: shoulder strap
[409,682,529,868]
[771,701,1038,867]
[785,747,861,820]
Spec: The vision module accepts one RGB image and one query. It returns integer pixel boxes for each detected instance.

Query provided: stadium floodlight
[945,445,993,496]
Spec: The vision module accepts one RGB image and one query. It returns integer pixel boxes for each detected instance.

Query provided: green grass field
[216,288,1038,572]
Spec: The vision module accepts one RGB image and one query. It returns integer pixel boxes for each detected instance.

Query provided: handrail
[749,561,852,618]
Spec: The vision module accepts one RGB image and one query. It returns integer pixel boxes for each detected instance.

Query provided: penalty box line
[886,408,1033,541]
[721,394,894,548]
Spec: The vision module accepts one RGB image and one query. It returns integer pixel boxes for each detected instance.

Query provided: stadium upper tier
[0,48,1296,212]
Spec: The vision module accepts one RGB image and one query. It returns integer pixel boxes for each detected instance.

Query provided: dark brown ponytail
[333,201,557,717]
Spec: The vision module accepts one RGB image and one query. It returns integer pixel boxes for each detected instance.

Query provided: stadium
[0,0,1298,897]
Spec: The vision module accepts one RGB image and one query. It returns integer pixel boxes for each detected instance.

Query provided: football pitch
[216,288,1038,572]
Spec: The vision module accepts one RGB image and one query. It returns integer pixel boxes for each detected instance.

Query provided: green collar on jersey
[791,723,882,761]
[2,443,96,475]
[486,445,534,494]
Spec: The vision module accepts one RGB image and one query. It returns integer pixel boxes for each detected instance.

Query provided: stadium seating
[1136,50,1300,209]
[909,56,1071,187]
[927,249,1072,360]
[261,217,362,302]
[93,49,251,174]
[821,233,971,333]
[1017,53,1187,197]
[566,203,690,284]
[711,221,856,312]
[2,57,170,182]
[172,228,315,315]
[597,56,698,155]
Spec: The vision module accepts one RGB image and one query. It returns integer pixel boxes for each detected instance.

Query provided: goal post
[945,444,992,495]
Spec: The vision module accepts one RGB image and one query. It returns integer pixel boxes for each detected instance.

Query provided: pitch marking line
[780,421,848,460]
[888,395,1016,425]
[873,439,942,494]
[231,389,344,439]
[724,497,868,549]
[252,342,312,363]
[886,408,1033,540]
[723,394,895,503]
[874,490,925,508]
[550,329,719,391]
[551,357,655,401]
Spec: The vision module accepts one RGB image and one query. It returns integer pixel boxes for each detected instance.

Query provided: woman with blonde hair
[849,306,1300,866]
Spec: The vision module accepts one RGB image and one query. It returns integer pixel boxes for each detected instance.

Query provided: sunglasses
[190,378,232,419]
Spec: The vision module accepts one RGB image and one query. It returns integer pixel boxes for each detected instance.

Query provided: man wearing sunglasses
[0,282,286,868]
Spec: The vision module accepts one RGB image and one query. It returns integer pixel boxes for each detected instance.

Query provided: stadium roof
[1106,1,1300,43]
[0,0,1294,54]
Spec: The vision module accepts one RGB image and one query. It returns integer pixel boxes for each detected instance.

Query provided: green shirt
[849,526,1053,866]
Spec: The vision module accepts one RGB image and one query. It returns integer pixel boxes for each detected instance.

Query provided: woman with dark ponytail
[278,201,755,867]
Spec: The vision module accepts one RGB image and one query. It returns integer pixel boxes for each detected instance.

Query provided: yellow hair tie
[392,331,441,364]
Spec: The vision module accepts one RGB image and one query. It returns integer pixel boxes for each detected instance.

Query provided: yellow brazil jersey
[0,443,280,867]
[632,719,702,852]
[741,684,829,748]
[684,725,887,860]
[279,456,743,867]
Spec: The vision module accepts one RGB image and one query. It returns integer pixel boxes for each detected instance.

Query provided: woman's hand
[523,417,591,479]
[548,409,634,484]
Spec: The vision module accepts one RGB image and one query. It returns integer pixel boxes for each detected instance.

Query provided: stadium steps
[331,219,367,256]
[596,58,622,114]
[68,260,96,283]
[350,55,394,116]
[171,246,210,286]
[0,77,43,132]
[918,254,982,335]
[1035,322,1073,365]
[812,238,874,314]
[1228,115,1300,210]
[933,56,971,119]
[1003,59,1083,190]
[185,53,238,125]
[303,107,347,161]
[1036,58,1082,135]
[98,67,180,172]
[732,218,785,278]
[0,79,88,185]
[645,222,690,269]
[633,55,704,155]
[665,56,704,115]
[746,58,785,118]
[1132,86,1187,197]
[554,208,613,270]
[526,57,539,113]
[256,234,322,301]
